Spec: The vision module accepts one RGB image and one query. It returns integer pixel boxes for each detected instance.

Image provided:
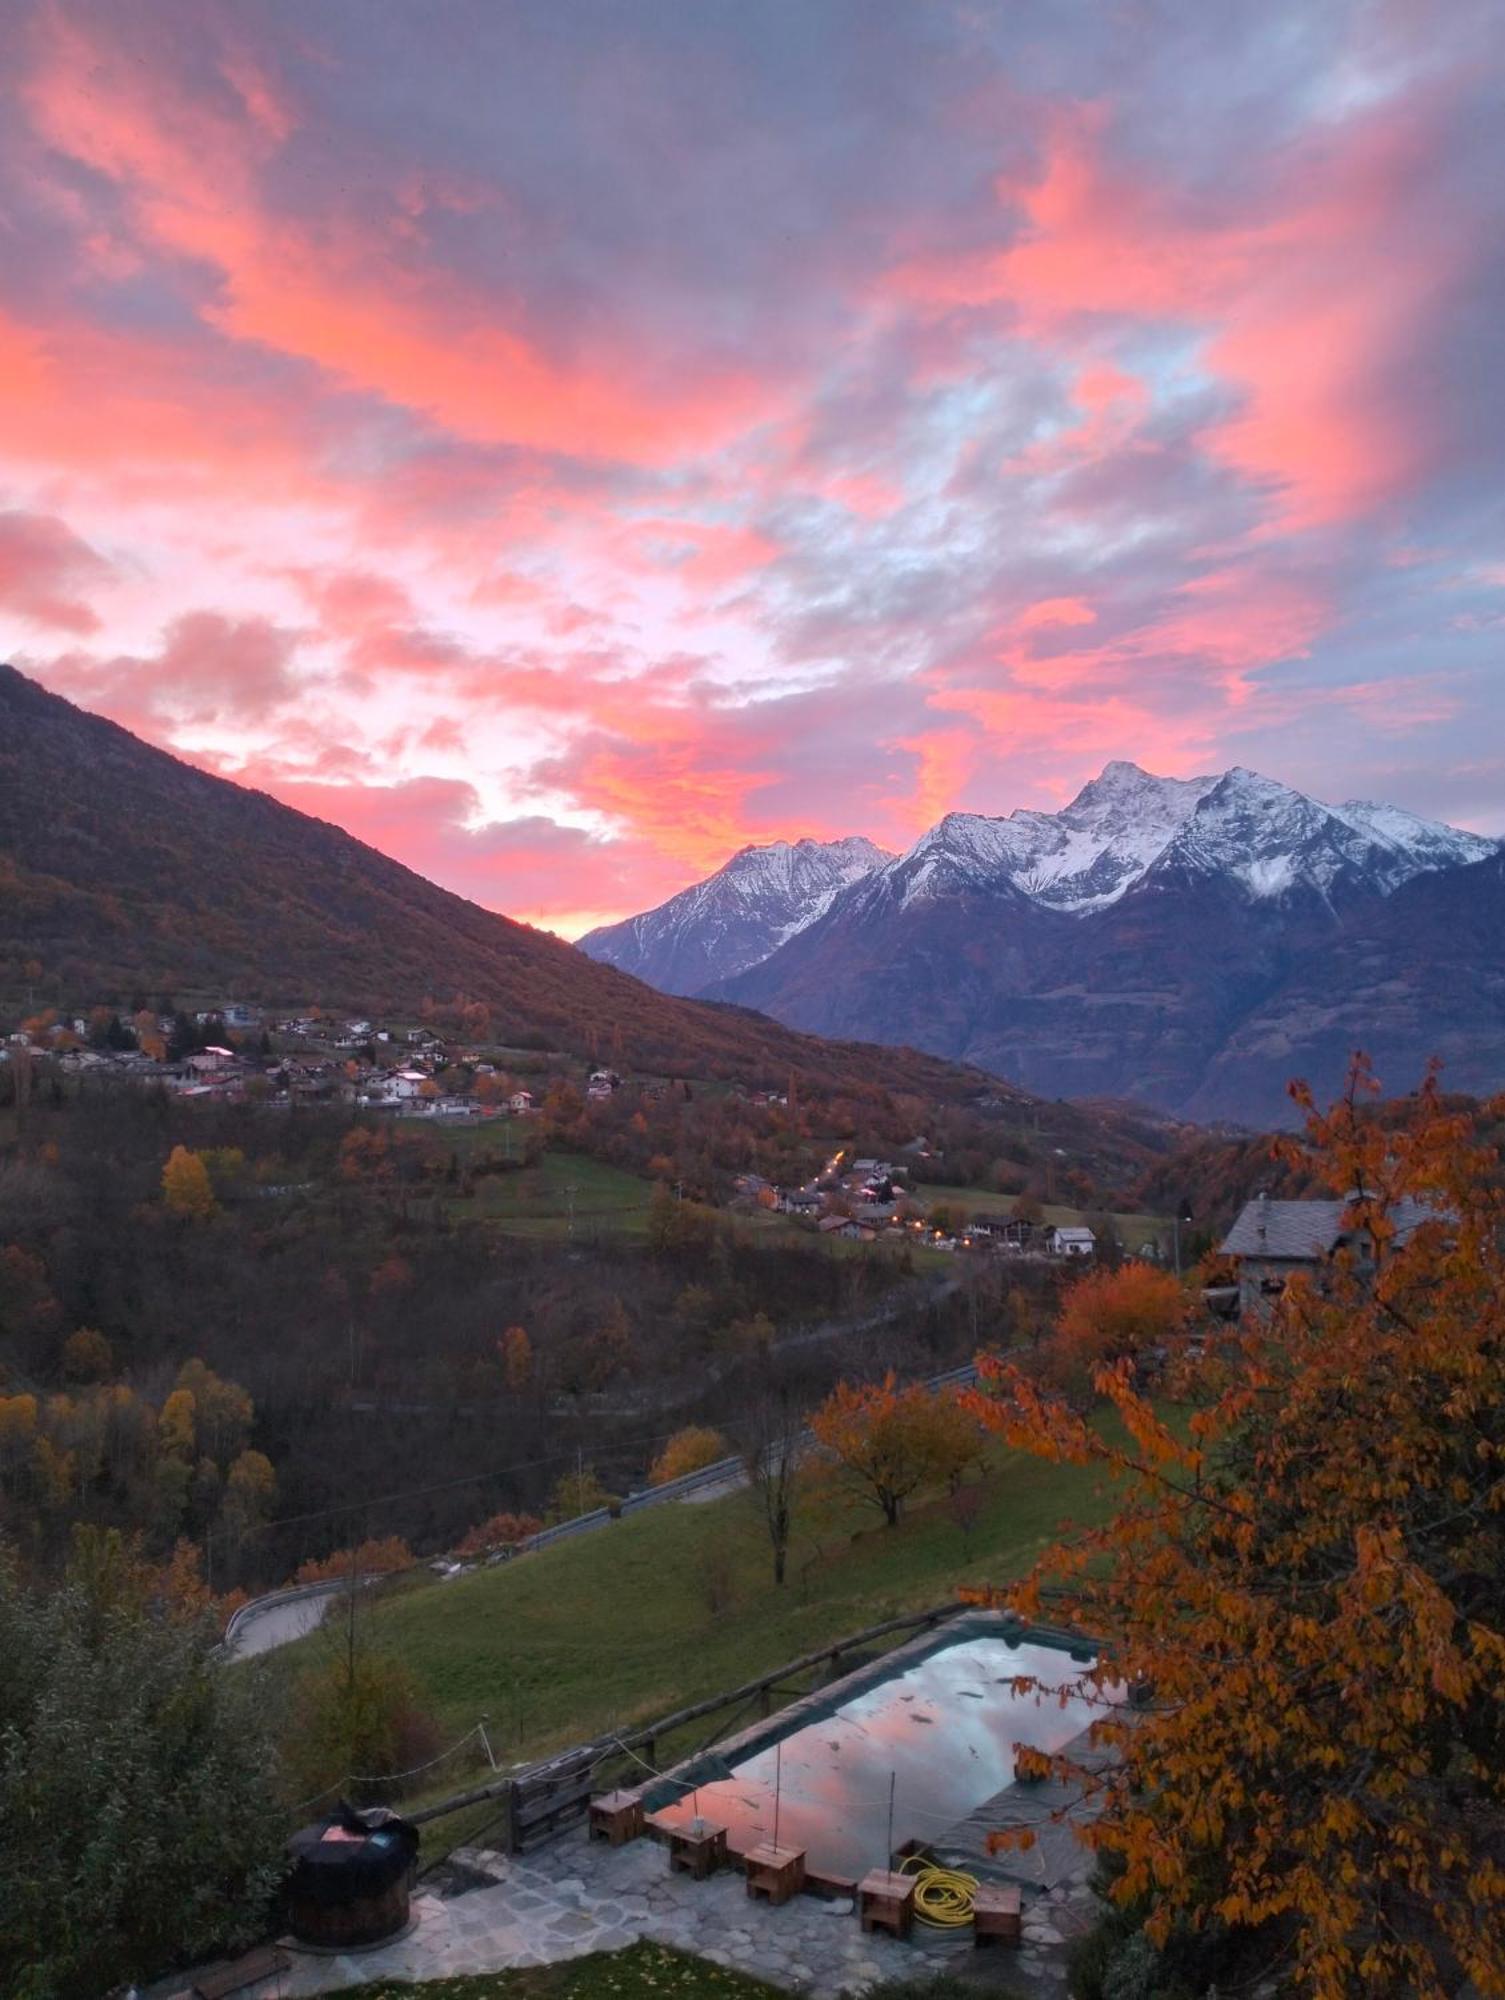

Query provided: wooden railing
[408,1599,971,1847]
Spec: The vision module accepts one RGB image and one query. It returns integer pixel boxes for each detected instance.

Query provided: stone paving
[177,1825,1100,1998]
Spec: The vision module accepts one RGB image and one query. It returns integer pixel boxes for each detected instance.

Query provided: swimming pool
[646,1613,1109,1880]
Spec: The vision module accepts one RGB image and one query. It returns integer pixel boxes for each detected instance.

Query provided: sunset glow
[4,0,1503,933]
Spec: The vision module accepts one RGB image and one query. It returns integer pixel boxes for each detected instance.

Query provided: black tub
[285,1801,419,1949]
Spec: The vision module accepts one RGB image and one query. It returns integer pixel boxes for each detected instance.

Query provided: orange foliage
[963,1061,1505,1994]
[294,1535,414,1584]
[648,1425,728,1485]
[499,1325,533,1392]
[1044,1260,1188,1403]
[810,1371,967,1527]
[453,1510,542,1557]
[161,1145,217,1220]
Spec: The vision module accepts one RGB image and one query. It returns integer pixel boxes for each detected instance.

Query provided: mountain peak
[580,832,891,994]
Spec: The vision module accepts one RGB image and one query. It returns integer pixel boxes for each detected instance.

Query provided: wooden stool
[972,1881,1022,1947]
[745,1841,806,1906]
[858,1868,916,1939]
[668,1819,728,1880]
[587,1790,644,1846]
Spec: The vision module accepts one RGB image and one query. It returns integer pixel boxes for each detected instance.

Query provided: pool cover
[648,1619,1109,1879]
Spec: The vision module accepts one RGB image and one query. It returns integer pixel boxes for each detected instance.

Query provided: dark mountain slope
[1188,848,1505,1121]
[0,665,934,1096]
[712,845,1505,1124]
[0,664,1136,1128]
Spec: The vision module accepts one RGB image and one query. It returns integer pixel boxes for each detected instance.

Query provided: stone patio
[163,1820,1098,1998]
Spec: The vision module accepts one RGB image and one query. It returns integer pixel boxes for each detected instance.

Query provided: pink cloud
[21,11,783,470]
[222,763,683,931]
[44,611,303,728]
[0,510,113,632]
[892,93,1469,532]
[1018,596,1097,631]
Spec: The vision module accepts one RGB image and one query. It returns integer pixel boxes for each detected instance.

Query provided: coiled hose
[898,1854,979,1927]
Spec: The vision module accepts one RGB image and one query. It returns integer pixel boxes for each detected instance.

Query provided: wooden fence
[409,1599,971,1849]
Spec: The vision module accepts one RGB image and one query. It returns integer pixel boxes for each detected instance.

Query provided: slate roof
[1221,1195,1439,1260]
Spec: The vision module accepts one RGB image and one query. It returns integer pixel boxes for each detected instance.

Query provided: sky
[2,0,1503,936]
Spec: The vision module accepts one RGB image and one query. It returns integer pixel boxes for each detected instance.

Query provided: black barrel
[285,1801,419,1948]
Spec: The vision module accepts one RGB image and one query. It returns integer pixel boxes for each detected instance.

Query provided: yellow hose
[898,1854,979,1927]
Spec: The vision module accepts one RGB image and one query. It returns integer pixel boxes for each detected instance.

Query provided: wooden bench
[192,1945,290,1998]
[667,1819,728,1880]
[971,1881,1022,1946]
[745,1841,806,1906]
[858,1867,917,1939]
[587,1789,645,1847]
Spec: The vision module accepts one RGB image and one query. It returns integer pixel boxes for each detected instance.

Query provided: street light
[1173,1198,1194,1278]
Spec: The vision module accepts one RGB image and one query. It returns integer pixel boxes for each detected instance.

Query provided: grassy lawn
[445,1149,656,1241]
[261,1428,1121,1766]
[333,1946,996,1999]
[337,1940,785,1998]
[913,1184,1171,1249]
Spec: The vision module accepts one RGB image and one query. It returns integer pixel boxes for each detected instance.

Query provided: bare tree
[743,1391,803,1587]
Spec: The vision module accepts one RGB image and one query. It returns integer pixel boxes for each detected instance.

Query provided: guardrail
[515,1361,982,1553]
[228,1362,987,1653]
[220,1574,382,1660]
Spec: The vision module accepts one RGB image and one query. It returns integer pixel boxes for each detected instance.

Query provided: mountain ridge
[587,760,1499,1124]
[579,834,892,994]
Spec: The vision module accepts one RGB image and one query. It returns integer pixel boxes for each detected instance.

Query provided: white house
[371,1068,430,1103]
[509,1090,535,1115]
[188,1046,236,1074]
[1050,1225,1097,1259]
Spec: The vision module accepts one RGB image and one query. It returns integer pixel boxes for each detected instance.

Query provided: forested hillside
[0,666,980,1103]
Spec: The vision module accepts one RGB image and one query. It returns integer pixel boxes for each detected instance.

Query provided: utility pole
[565,1181,578,1238]
[1173,1198,1193,1278]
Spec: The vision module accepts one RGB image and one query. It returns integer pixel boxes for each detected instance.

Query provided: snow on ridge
[883,762,1486,913]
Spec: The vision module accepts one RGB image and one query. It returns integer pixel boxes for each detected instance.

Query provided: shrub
[283,1650,442,1808]
[454,1510,541,1557]
[649,1425,728,1485]
[295,1535,413,1585]
[0,1533,284,1997]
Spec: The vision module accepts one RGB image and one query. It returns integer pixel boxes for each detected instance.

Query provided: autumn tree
[964,1064,1505,1997]
[912,1389,986,1494]
[219,1448,277,1555]
[499,1324,533,1393]
[173,1360,252,1462]
[810,1372,956,1528]
[547,1464,616,1522]
[61,1328,112,1383]
[161,1145,217,1220]
[649,1425,728,1485]
[1043,1260,1188,1404]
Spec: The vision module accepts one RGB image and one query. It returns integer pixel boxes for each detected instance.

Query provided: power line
[257,1412,761,1534]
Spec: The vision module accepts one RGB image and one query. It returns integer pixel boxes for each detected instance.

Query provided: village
[13,999,1164,1265]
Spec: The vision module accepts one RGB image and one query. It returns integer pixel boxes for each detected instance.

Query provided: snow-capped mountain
[868,761,1493,917]
[606,762,1499,1123]
[578,835,892,995]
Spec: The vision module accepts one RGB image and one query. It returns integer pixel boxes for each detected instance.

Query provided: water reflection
[652,1634,1109,1879]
